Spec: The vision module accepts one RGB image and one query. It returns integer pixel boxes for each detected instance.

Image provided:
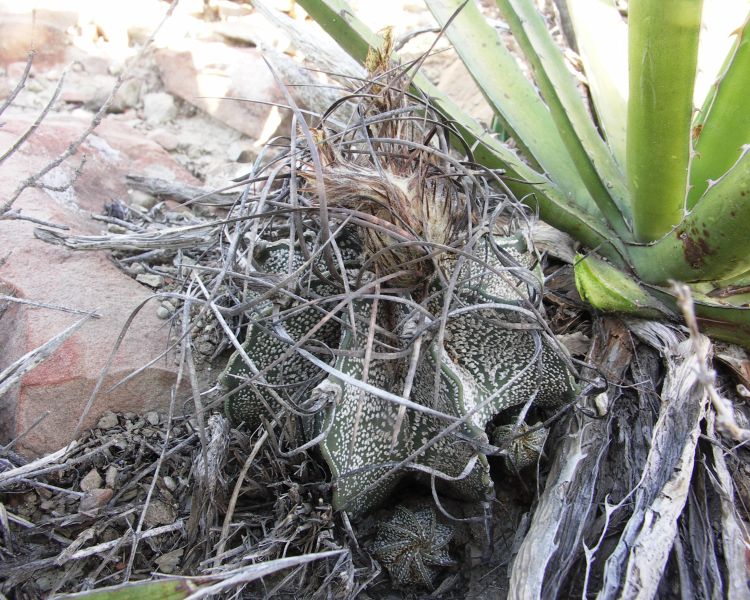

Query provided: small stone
[144,499,177,527]
[136,274,164,288]
[97,411,119,429]
[236,148,256,163]
[197,342,215,355]
[101,527,119,542]
[128,24,152,47]
[594,392,610,416]
[105,465,118,489]
[146,411,160,425]
[80,468,103,492]
[107,224,127,234]
[128,189,157,209]
[154,547,184,573]
[227,140,254,162]
[111,434,129,450]
[128,262,146,275]
[163,476,177,491]
[26,78,46,93]
[111,78,142,112]
[161,300,176,312]
[142,92,177,125]
[147,128,179,152]
[61,73,115,110]
[36,576,53,592]
[79,488,113,512]
[156,306,171,320]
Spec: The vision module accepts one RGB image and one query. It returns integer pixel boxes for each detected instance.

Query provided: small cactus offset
[220,45,576,518]
[371,506,455,590]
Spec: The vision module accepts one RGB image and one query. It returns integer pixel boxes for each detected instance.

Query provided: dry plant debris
[3,4,750,598]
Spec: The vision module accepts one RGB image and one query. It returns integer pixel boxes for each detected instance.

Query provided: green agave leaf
[55,579,201,600]
[494,0,631,236]
[627,0,703,242]
[574,254,671,318]
[423,0,603,217]
[565,0,629,169]
[56,553,344,600]
[574,256,750,349]
[645,285,750,349]
[630,148,750,284]
[688,12,750,208]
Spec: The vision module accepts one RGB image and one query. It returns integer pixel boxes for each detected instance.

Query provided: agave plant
[220,35,576,517]
[293,0,750,348]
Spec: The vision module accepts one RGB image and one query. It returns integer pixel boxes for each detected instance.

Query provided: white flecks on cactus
[221,229,576,517]
[371,505,455,590]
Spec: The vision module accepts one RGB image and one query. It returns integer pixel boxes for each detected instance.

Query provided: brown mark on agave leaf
[678,223,712,270]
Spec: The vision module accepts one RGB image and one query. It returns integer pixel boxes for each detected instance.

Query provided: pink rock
[153,43,291,141]
[0,113,197,457]
[0,12,83,69]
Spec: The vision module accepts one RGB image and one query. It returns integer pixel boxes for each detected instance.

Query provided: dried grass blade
[0,313,95,398]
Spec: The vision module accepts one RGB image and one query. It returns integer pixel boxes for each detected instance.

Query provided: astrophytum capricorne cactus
[371,505,455,589]
[220,229,576,517]
[220,34,576,517]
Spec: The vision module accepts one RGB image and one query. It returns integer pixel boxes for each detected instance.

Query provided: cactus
[371,505,455,589]
[221,230,576,517]
[220,45,576,517]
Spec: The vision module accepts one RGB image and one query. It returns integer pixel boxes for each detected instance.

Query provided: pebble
[79,488,113,512]
[80,468,103,492]
[136,273,164,288]
[111,77,142,112]
[197,341,215,355]
[128,189,157,209]
[36,576,53,593]
[144,499,177,527]
[128,262,146,275]
[163,476,178,491]
[154,548,184,574]
[156,306,171,320]
[146,411,160,426]
[97,411,119,429]
[107,224,128,234]
[147,128,180,152]
[143,92,177,124]
[26,78,45,93]
[105,465,119,489]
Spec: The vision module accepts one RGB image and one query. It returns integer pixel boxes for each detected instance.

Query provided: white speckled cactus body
[221,230,576,517]
[221,39,575,517]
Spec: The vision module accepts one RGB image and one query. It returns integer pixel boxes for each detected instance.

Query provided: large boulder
[0,113,196,456]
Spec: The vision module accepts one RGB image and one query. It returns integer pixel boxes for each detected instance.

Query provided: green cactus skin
[222,232,576,517]
[371,506,455,590]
